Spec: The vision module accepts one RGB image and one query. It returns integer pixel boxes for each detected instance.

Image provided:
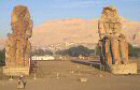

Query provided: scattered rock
[99,74,103,78]
[79,77,88,83]
[56,72,60,79]
[70,71,74,74]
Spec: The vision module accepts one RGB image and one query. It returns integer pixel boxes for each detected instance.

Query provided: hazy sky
[0,0,140,38]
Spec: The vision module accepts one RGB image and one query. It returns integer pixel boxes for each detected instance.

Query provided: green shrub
[56,45,95,57]
[129,44,140,57]
[31,49,53,56]
[0,49,5,66]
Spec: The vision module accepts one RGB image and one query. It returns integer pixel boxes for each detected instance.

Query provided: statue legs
[98,40,105,65]
[16,38,26,66]
[5,35,16,66]
[119,38,129,64]
[99,36,126,65]
[104,38,112,65]
[24,40,31,66]
[99,37,112,65]
[111,36,121,64]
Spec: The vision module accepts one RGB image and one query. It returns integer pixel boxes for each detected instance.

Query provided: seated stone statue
[98,6,128,65]
[5,5,32,66]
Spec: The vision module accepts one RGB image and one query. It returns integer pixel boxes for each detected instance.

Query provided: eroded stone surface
[98,6,128,65]
[5,5,33,66]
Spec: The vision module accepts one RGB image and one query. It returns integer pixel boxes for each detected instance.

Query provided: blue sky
[0,0,140,38]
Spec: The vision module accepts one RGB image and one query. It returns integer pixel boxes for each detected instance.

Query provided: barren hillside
[31,19,140,47]
[0,19,140,48]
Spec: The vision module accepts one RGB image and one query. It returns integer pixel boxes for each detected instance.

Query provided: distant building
[31,55,55,61]
[132,44,140,48]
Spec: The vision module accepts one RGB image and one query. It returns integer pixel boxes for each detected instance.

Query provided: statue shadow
[71,59,111,73]
[71,59,103,70]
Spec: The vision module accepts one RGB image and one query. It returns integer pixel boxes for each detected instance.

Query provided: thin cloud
[50,0,107,9]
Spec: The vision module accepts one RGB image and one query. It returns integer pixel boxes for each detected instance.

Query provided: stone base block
[3,66,30,76]
[109,63,137,74]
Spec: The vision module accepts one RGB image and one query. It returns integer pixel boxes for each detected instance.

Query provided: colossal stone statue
[98,6,128,65]
[5,5,33,67]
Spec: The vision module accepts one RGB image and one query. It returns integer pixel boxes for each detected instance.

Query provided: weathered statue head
[12,5,30,23]
[102,6,119,19]
[11,5,32,38]
[100,6,122,34]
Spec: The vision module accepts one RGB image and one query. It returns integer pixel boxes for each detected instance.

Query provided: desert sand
[0,60,140,90]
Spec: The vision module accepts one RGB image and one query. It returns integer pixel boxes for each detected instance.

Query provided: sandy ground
[0,60,140,90]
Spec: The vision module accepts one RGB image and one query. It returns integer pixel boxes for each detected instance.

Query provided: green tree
[56,45,95,57]
[129,44,140,57]
[31,49,53,56]
[0,49,5,66]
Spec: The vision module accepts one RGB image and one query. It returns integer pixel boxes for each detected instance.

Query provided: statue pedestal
[109,63,137,74]
[3,66,30,76]
[3,60,30,76]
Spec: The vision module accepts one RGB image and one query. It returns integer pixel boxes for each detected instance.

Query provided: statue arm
[98,20,106,40]
[26,19,33,38]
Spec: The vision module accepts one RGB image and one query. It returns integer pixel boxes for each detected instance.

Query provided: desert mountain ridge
[31,18,140,48]
[0,18,140,49]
